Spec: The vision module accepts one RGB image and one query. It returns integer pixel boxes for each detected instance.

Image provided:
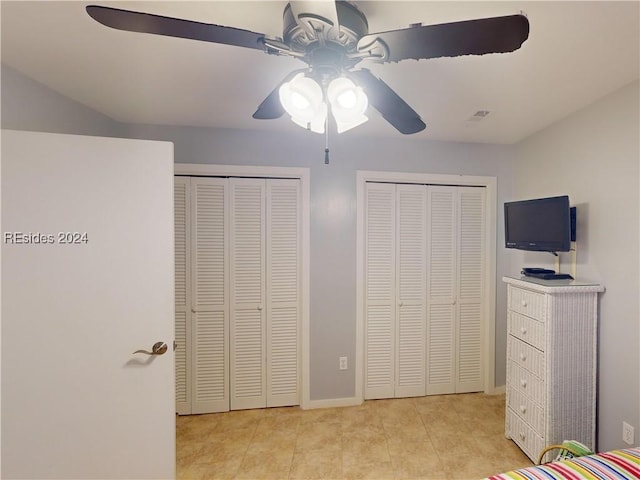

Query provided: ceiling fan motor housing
[283,1,369,75]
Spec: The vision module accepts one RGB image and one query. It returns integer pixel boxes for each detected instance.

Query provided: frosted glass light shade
[279,73,327,133]
[327,77,368,133]
[291,102,327,134]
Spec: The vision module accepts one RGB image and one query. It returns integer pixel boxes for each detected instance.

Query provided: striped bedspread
[487,448,640,479]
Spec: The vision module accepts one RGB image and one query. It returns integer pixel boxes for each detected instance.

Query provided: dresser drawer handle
[520,353,526,362]
[521,327,527,335]
[520,405,527,414]
[520,379,527,388]
[519,432,526,440]
[521,300,528,307]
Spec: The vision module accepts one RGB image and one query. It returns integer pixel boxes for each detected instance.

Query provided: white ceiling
[1,1,638,144]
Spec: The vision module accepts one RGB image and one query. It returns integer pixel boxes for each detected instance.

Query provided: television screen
[504,195,571,252]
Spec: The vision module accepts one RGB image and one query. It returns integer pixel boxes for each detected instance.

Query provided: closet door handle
[133,341,168,356]
[257,305,263,311]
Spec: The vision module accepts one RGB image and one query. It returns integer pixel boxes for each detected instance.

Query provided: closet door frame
[356,171,497,402]
[175,163,311,409]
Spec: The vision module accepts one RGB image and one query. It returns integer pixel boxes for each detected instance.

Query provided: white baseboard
[486,385,506,395]
[302,396,362,410]
[302,388,505,410]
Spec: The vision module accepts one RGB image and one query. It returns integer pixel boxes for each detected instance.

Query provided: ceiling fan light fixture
[279,72,327,131]
[291,102,327,134]
[336,89,357,109]
[327,77,369,133]
[291,91,311,110]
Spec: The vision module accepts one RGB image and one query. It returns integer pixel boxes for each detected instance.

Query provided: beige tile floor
[177,393,533,480]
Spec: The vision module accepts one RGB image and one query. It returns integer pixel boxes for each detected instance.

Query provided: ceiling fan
[86,2,529,136]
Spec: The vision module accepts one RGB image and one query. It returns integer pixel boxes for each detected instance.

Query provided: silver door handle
[133,341,168,355]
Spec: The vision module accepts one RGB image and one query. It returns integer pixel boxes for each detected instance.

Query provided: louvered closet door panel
[456,188,485,392]
[266,179,300,407]
[395,185,427,397]
[191,178,229,413]
[174,178,191,414]
[230,178,266,410]
[426,186,457,395]
[364,183,396,399]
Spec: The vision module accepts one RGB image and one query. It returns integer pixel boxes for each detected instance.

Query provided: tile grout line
[286,412,301,480]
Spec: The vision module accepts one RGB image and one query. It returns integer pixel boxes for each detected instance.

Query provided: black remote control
[522,267,555,275]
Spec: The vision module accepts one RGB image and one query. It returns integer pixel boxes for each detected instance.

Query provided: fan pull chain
[324,115,330,165]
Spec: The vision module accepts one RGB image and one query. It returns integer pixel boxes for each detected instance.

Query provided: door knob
[133,341,168,355]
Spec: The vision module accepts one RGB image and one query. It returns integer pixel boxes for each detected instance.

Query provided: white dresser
[503,276,604,463]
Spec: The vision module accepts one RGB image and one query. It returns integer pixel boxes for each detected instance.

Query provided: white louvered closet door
[426,185,485,395]
[190,178,229,413]
[229,178,301,410]
[455,187,485,393]
[230,178,266,410]
[176,176,300,414]
[395,185,427,398]
[364,183,396,399]
[426,186,457,394]
[174,178,191,415]
[266,179,301,407]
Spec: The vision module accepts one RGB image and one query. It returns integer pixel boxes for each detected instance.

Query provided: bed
[487,447,640,479]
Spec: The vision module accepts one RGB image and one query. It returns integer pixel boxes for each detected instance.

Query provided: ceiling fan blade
[252,70,306,120]
[357,14,529,63]
[348,69,425,135]
[86,5,266,51]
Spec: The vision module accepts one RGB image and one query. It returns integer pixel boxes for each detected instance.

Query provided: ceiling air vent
[468,110,491,122]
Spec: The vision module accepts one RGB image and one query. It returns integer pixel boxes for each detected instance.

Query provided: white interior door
[1,130,175,479]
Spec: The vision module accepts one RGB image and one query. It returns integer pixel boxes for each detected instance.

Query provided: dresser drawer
[507,407,545,463]
[508,335,544,378]
[508,285,546,321]
[508,311,546,351]
[507,385,545,434]
[509,360,545,406]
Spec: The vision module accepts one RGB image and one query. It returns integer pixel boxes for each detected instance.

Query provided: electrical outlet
[623,421,635,445]
[339,356,348,370]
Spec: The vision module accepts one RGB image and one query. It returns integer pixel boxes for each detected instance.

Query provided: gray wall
[1,64,124,138]
[511,80,640,451]
[122,123,516,401]
[3,63,638,452]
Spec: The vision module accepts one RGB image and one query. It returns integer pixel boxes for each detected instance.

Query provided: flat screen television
[504,195,571,252]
